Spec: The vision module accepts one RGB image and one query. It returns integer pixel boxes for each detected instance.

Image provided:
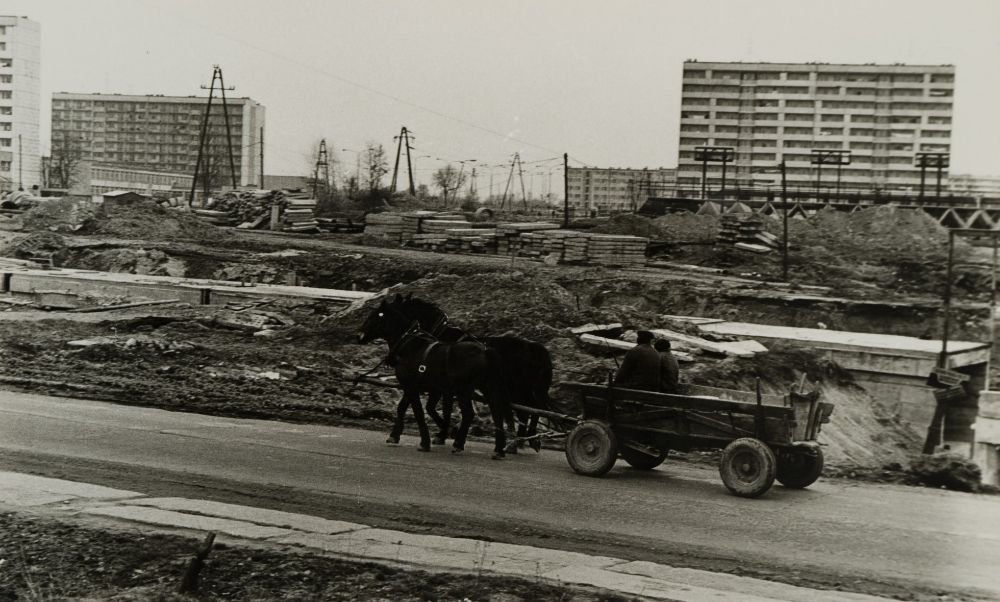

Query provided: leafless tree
[433,164,468,206]
[49,133,83,189]
[363,142,389,192]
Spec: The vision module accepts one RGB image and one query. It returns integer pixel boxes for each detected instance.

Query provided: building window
[0,138,10,147]
[820,114,844,122]
[0,75,10,83]
[930,74,954,83]
[0,91,10,100]
[0,42,5,51]
[0,59,11,68]
[928,116,951,125]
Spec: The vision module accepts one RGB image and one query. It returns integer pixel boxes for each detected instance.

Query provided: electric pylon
[390,127,416,195]
[189,65,238,207]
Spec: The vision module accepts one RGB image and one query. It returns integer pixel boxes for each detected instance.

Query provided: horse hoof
[386,436,400,445]
[432,436,446,446]
[530,440,542,453]
[491,452,505,460]
[451,447,464,454]
[418,444,431,452]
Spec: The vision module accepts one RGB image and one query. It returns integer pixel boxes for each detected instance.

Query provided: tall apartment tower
[51,93,265,188]
[677,61,955,195]
[0,16,41,192]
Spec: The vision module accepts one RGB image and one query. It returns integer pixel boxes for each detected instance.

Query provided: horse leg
[425,391,447,445]
[387,392,408,445]
[451,396,474,454]
[408,392,431,452]
[528,414,541,452]
[441,393,456,443]
[490,403,507,460]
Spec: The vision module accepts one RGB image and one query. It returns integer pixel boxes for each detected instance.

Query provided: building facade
[948,174,1000,200]
[677,61,955,196]
[566,167,676,215]
[62,161,193,200]
[0,16,41,193]
[51,92,265,189]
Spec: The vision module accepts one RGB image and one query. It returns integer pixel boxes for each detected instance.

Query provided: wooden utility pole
[563,153,569,227]
[781,160,789,281]
[259,126,265,189]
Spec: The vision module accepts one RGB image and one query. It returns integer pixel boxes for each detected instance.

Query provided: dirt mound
[81,201,233,242]
[686,345,922,468]
[588,212,718,242]
[20,197,97,233]
[0,231,68,260]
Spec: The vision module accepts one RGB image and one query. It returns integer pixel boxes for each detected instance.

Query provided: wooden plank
[567,384,792,419]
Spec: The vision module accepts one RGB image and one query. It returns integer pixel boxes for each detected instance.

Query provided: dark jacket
[659,351,680,393]
[614,343,661,391]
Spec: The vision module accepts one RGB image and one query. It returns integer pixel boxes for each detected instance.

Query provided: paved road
[1,390,998,599]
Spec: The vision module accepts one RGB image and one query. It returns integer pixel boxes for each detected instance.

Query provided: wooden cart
[553,381,835,498]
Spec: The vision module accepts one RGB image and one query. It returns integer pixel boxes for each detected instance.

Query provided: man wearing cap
[655,338,680,394]
[614,330,661,392]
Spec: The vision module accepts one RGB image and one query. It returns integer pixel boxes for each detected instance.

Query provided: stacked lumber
[421,219,472,233]
[281,191,319,232]
[201,189,286,227]
[444,228,496,253]
[586,234,648,265]
[562,234,592,262]
[315,217,364,232]
[496,222,560,255]
[401,211,439,241]
[717,213,764,245]
[364,213,405,240]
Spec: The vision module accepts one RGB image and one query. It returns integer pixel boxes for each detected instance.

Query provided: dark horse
[358,296,512,458]
[381,294,555,451]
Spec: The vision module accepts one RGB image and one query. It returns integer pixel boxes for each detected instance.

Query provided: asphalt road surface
[1,390,998,601]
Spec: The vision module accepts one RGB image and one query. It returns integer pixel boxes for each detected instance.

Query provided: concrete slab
[84,505,292,539]
[614,561,891,602]
[0,471,142,506]
[130,497,366,534]
[277,531,478,571]
[545,564,764,601]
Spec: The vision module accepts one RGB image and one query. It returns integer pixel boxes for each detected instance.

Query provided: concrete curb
[0,471,890,602]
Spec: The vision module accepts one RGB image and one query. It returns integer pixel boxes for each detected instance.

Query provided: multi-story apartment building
[948,174,1000,200]
[0,16,41,193]
[566,167,676,215]
[677,61,955,196]
[51,93,265,189]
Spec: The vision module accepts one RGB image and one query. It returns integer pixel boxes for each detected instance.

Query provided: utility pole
[18,134,22,189]
[516,154,528,211]
[313,139,331,200]
[259,126,265,189]
[190,65,238,206]
[781,160,789,282]
[390,126,416,195]
[563,153,569,227]
[469,167,477,199]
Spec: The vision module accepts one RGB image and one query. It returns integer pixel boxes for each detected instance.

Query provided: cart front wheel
[621,444,669,470]
[776,446,824,489]
[566,420,618,477]
[719,438,776,498]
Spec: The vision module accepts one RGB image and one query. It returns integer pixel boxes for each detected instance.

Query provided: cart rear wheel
[719,438,776,498]
[776,446,824,489]
[566,420,618,477]
[621,445,669,470]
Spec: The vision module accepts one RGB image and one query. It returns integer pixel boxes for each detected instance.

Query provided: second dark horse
[378,294,556,452]
[358,296,513,459]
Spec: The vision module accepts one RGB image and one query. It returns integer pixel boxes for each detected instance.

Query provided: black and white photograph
[0,1,999,600]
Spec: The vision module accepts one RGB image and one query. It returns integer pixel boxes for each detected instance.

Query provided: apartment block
[677,61,955,195]
[51,93,265,188]
[0,16,41,192]
[566,167,676,215]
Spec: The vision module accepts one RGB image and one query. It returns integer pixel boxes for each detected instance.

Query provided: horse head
[358,296,412,345]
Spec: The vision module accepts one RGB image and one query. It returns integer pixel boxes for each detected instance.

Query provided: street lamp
[340,148,362,185]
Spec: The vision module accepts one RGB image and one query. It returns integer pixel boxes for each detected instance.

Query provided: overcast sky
[7,0,1000,191]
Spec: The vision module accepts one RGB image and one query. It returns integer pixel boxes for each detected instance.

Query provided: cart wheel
[621,445,669,470]
[565,420,618,477]
[719,438,776,498]
[776,446,825,489]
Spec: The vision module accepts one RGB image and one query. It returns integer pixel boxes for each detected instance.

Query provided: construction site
[0,189,996,484]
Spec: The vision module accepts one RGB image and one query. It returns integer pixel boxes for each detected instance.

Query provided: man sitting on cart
[655,338,680,394]
[614,330,661,392]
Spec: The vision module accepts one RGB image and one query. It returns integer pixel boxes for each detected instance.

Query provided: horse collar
[418,341,440,373]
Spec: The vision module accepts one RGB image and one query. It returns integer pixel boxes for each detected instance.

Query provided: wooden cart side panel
[576,390,792,419]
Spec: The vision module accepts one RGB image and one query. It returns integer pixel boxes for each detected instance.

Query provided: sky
[6,0,1000,193]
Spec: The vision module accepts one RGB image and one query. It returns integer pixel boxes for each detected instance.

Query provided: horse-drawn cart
[542,382,834,498]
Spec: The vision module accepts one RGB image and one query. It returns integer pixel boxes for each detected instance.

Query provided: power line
[164,12,593,165]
